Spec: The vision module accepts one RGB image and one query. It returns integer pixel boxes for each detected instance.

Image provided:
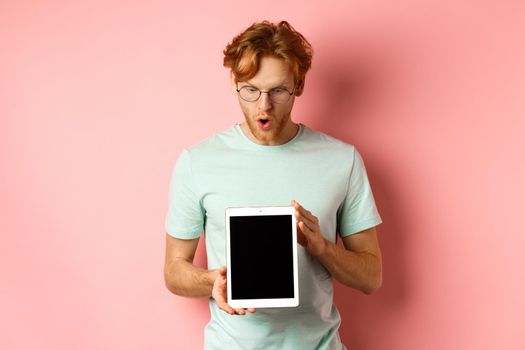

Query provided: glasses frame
[236,83,296,104]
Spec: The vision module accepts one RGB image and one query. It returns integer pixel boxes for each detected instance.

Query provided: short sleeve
[337,148,382,237]
[165,149,205,239]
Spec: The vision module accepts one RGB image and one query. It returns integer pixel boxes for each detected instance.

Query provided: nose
[258,92,273,112]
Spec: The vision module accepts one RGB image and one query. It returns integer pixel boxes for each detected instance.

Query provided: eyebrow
[242,80,291,89]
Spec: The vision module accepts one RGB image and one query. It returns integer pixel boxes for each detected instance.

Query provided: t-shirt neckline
[234,123,304,151]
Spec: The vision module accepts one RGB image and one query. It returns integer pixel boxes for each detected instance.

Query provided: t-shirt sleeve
[165,149,205,239]
[337,148,382,237]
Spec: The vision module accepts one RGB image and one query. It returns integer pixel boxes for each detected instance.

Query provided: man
[164,20,382,350]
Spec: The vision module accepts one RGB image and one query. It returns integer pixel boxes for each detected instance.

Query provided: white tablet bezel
[225,206,299,308]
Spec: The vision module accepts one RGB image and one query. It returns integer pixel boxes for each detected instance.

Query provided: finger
[292,200,314,231]
[291,200,310,217]
[296,211,317,229]
[296,228,307,246]
[247,308,256,313]
[292,200,319,225]
[303,210,319,225]
[296,211,318,232]
[298,221,314,237]
[217,300,236,315]
[234,308,246,315]
[291,199,305,213]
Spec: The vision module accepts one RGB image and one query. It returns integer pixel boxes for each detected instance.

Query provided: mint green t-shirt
[165,123,382,350]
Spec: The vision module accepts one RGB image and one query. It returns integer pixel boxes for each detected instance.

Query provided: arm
[292,200,382,294]
[163,234,217,297]
[320,227,382,294]
[163,233,255,314]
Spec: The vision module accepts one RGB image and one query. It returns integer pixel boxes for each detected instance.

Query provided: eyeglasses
[236,84,295,104]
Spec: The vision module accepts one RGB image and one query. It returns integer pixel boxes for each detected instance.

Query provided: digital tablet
[225,206,299,308]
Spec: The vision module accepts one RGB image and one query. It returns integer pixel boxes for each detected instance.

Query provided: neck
[241,121,300,146]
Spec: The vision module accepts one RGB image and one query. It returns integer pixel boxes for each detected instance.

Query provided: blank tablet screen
[229,215,294,299]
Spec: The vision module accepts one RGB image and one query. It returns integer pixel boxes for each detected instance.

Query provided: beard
[240,105,293,145]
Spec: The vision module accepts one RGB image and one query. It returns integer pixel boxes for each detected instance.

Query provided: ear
[230,71,238,95]
[294,78,305,97]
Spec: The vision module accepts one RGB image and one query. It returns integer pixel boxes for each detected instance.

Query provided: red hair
[223,21,313,91]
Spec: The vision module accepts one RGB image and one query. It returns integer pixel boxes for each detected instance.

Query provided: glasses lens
[238,86,260,102]
[238,86,293,103]
[269,88,292,104]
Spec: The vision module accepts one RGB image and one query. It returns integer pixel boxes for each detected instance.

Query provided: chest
[193,153,349,241]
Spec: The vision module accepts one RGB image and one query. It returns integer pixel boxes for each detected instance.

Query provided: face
[232,56,298,146]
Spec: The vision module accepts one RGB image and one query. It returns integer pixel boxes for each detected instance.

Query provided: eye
[243,86,259,93]
[270,88,287,94]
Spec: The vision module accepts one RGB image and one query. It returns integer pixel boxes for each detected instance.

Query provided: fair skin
[233,56,301,146]
[164,55,382,315]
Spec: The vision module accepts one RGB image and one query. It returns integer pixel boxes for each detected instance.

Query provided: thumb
[296,223,307,245]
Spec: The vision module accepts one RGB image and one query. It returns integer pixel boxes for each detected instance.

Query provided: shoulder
[184,124,239,156]
[300,124,357,156]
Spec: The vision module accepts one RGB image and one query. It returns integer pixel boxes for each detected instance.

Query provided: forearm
[316,239,382,294]
[164,258,218,297]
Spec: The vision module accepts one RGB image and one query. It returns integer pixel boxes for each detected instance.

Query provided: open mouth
[257,118,272,129]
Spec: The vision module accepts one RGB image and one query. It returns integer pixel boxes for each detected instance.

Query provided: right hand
[211,266,256,316]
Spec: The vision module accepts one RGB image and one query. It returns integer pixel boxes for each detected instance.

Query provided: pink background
[1,1,524,349]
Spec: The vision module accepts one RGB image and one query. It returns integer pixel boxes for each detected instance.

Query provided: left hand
[291,200,327,257]
[211,266,256,316]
